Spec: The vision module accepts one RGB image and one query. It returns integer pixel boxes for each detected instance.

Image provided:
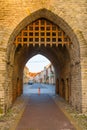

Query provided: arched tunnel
[13,43,70,102]
[7,10,82,112]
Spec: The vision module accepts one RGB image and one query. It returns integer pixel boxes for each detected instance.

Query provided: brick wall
[0,0,87,115]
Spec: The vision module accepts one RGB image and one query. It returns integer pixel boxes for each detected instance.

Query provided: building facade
[23,66,29,84]
[34,64,56,85]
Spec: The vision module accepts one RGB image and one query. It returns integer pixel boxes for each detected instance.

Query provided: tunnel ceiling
[15,44,70,74]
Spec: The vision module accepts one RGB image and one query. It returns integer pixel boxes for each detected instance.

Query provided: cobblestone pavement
[0,84,87,130]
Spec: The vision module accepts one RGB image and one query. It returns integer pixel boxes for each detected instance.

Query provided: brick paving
[16,94,75,130]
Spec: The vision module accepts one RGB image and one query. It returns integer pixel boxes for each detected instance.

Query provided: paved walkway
[16,94,76,130]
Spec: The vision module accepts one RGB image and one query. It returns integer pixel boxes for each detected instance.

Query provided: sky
[26,54,50,73]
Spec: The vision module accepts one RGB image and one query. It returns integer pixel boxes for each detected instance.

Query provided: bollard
[38,87,40,95]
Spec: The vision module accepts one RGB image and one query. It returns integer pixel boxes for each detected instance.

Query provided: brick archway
[6,9,82,114]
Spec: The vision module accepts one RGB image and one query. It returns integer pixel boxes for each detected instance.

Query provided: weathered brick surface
[0,0,87,115]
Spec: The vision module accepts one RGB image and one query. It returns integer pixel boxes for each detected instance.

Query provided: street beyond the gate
[23,83,55,95]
